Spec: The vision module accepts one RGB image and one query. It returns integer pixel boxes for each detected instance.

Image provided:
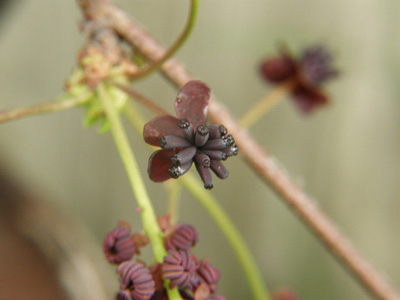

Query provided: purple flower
[104,222,136,264]
[143,80,238,189]
[165,224,199,251]
[117,261,155,300]
[162,250,197,289]
[260,45,338,113]
[196,260,220,294]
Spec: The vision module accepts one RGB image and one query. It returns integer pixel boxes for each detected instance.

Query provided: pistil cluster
[161,119,237,189]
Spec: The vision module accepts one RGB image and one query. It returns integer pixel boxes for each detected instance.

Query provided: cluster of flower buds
[260,44,338,113]
[103,218,226,300]
[143,80,237,189]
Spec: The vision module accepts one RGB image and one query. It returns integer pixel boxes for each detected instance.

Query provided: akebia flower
[117,261,156,300]
[103,222,136,264]
[260,45,338,113]
[143,80,238,189]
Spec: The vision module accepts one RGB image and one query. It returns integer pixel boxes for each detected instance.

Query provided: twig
[114,83,169,116]
[79,1,400,299]
[0,93,92,123]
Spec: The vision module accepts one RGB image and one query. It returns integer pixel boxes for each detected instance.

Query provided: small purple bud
[165,224,199,251]
[162,250,197,289]
[117,261,155,300]
[103,223,135,264]
[197,260,220,294]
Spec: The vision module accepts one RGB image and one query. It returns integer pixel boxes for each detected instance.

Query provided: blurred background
[0,0,400,299]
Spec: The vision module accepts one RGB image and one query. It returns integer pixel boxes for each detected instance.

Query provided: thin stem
[123,100,271,300]
[166,180,182,225]
[114,83,169,116]
[103,10,400,300]
[180,173,271,300]
[239,80,296,128]
[0,93,92,123]
[129,0,199,81]
[98,83,182,300]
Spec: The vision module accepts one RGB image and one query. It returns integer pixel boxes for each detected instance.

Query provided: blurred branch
[0,93,92,123]
[79,1,400,300]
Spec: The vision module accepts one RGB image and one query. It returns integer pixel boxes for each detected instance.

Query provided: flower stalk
[97,83,182,300]
[239,79,296,128]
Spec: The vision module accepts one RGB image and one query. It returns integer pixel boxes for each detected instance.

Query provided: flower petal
[175,81,210,130]
[292,86,329,113]
[143,115,182,146]
[148,149,177,182]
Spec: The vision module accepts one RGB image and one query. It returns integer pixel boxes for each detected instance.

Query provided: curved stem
[130,0,199,81]
[239,80,296,128]
[123,100,271,300]
[0,93,92,123]
[98,83,182,300]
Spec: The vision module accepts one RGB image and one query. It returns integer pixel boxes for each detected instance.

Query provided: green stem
[166,180,182,225]
[130,0,199,80]
[98,84,182,300]
[123,100,271,300]
[0,93,92,123]
[180,174,271,300]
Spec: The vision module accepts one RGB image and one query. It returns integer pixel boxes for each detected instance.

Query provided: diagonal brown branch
[79,1,400,299]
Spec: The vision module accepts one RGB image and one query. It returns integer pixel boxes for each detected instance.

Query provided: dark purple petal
[292,86,329,114]
[168,161,193,179]
[175,81,210,130]
[144,115,182,146]
[148,149,176,182]
[260,53,297,83]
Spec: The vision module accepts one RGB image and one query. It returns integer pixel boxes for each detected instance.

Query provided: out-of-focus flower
[165,224,199,251]
[117,261,155,300]
[260,45,338,113]
[103,221,136,264]
[143,80,238,189]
